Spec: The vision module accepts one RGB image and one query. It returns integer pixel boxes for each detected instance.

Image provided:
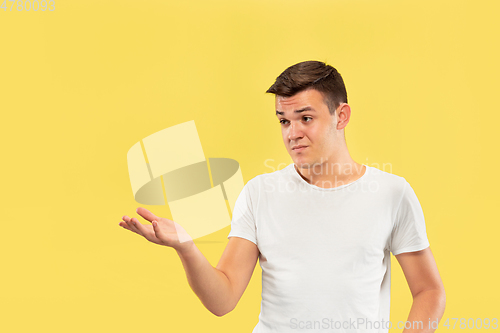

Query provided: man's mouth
[292,145,308,151]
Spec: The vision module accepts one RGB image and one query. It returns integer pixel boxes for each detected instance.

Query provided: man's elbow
[209,304,237,317]
[437,287,446,310]
[212,310,228,317]
[431,286,446,307]
[414,287,446,312]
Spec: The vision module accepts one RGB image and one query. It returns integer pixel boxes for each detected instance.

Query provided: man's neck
[294,157,366,189]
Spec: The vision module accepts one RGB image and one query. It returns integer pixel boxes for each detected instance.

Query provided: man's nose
[288,122,304,141]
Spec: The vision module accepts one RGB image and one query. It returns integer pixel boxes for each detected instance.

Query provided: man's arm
[395,247,446,333]
[178,236,259,316]
[119,207,259,317]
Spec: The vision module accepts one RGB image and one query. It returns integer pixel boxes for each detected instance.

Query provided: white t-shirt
[227,163,430,333]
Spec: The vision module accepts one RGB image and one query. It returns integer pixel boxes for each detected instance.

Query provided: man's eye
[279,119,289,125]
[304,116,312,122]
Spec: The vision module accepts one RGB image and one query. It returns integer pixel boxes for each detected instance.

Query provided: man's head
[266,60,348,116]
[267,61,352,170]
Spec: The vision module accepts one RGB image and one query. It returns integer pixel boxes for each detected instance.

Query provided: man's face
[275,88,340,169]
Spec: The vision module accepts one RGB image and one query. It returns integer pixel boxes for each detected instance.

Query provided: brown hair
[266,60,348,115]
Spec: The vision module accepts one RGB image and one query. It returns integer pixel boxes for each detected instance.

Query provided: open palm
[119,207,193,253]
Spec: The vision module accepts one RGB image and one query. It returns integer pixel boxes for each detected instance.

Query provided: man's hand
[119,207,194,254]
[118,207,259,316]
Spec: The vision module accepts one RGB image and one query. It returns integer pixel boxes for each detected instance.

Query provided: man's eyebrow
[275,107,315,116]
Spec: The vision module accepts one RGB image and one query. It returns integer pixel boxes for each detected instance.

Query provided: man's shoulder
[367,165,408,193]
[368,165,405,180]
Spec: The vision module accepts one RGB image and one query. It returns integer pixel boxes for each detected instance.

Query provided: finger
[132,217,153,237]
[119,221,140,235]
[122,215,139,232]
[123,216,135,229]
[129,217,143,234]
[133,220,157,242]
[122,215,134,224]
[119,221,132,230]
[136,207,160,223]
[121,216,132,226]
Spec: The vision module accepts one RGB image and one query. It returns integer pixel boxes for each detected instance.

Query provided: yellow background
[1,0,499,332]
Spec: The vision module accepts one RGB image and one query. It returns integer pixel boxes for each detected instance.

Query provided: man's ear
[336,103,351,130]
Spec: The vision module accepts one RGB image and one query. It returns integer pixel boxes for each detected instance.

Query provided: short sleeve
[390,180,430,255]
[227,179,257,245]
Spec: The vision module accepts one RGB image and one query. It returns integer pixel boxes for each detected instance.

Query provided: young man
[119,61,446,332]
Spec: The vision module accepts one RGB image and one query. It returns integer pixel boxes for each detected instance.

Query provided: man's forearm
[176,244,235,316]
[402,289,446,333]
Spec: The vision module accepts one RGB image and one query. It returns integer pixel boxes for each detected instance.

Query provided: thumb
[151,220,162,238]
[152,220,159,231]
[152,220,170,245]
